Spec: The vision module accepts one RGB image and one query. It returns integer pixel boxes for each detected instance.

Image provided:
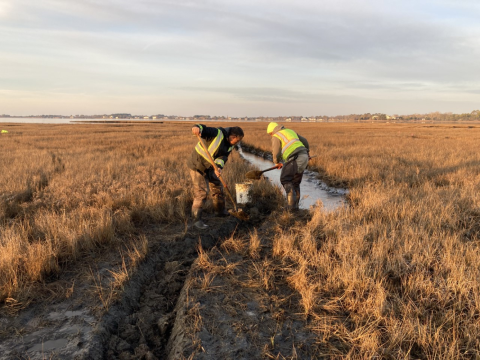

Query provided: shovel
[245,155,317,180]
[195,134,248,221]
[245,165,279,180]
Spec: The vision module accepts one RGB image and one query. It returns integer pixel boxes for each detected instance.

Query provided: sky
[1,0,480,117]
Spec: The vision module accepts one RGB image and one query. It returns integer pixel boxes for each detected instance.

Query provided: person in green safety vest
[267,122,310,211]
[188,124,244,230]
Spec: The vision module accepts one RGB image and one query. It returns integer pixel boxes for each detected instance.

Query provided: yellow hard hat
[267,122,279,134]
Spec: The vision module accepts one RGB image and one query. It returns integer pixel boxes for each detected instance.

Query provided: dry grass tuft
[248,229,261,259]
[221,229,245,254]
[252,259,275,291]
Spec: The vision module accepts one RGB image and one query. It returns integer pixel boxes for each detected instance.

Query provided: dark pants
[190,169,224,209]
[280,159,304,195]
[280,152,308,208]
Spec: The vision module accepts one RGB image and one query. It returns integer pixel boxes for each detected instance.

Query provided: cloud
[0,0,12,17]
[1,0,480,115]
[181,86,320,103]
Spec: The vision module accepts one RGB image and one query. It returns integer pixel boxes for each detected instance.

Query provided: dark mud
[99,215,248,360]
[0,285,97,359]
[0,213,255,360]
[98,187,278,359]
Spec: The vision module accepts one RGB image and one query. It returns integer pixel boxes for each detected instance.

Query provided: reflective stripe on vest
[273,129,304,160]
[195,129,224,164]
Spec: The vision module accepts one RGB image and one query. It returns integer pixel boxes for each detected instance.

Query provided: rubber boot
[192,208,208,230]
[287,191,297,211]
[213,199,229,217]
[294,187,301,210]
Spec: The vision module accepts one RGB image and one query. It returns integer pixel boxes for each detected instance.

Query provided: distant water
[0,118,244,124]
[0,118,103,124]
[0,118,207,124]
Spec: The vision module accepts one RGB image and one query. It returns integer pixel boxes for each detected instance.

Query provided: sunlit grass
[3,121,480,357]
[0,122,258,303]
[239,122,480,357]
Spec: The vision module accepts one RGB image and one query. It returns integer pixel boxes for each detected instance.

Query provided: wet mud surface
[101,215,246,360]
[0,208,265,359]
[0,296,96,359]
[168,216,321,360]
[0,257,102,360]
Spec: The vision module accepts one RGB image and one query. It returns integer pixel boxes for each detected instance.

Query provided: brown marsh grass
[0,122,256,305]
[3,121,480,357]
[239,122,480,358]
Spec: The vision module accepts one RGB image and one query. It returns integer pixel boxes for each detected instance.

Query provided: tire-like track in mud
[94,216,246,359]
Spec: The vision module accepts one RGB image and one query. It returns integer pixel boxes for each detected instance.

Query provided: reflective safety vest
[195,129,226,168]
[273,129,305,161]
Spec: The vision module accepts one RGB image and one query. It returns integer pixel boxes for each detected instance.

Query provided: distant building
[111,113,131,119]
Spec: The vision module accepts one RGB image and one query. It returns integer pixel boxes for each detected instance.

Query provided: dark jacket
[187,124,234,173]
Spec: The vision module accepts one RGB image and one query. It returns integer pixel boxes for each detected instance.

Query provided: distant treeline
[316,110,480,122]
[2,110,480,122]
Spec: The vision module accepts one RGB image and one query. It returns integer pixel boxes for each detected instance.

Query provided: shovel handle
[258,155,316,175]
[261,165,279,174]
[195,134,237,212]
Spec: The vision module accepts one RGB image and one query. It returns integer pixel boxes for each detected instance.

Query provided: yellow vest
[195,129,225,167]
[273,129,305,160]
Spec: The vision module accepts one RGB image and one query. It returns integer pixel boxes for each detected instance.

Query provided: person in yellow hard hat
[267,122,310,210]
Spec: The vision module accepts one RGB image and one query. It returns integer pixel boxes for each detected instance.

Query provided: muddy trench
[96,149,347,359]
[95,214,258,360]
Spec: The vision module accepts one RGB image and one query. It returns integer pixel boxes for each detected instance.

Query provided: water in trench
[239,150,347,212]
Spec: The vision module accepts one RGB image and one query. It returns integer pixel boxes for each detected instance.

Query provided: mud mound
[167,212,319,359]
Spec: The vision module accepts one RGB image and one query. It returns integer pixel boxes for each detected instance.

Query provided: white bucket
[235,181,253,204]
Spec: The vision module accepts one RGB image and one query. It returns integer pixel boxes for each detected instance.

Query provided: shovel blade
[228,208,249,221]
[245,170,263,180]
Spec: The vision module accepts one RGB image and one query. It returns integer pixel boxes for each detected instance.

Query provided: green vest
[273,129,305,160]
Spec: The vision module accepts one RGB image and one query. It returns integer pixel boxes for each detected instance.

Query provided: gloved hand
[215,167,222,178]
[192,126,201,136]
[275,163,283,169]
